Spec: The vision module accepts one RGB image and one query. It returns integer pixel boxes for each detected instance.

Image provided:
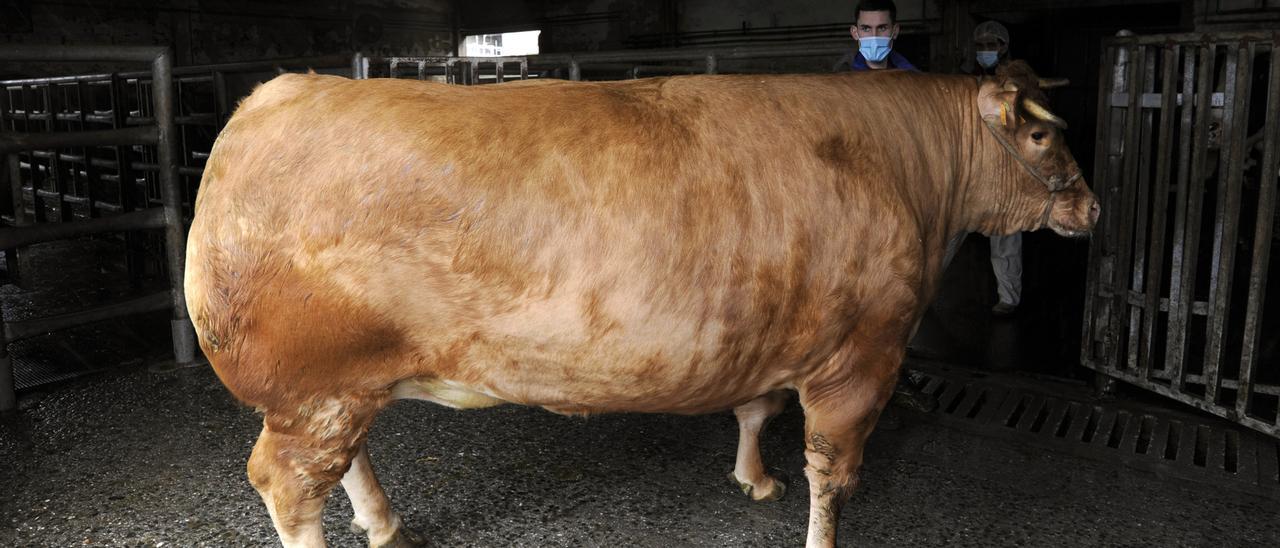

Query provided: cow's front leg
[729,389,790,501]
[798,349,900,548]
[342,443,426,547]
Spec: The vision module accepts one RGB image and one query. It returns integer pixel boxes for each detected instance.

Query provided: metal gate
[1083,31,1280,438]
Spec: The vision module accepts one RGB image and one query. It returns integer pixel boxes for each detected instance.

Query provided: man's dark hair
[855,0,898,23]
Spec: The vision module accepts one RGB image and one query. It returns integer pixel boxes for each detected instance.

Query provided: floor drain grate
[908,362,1280,498]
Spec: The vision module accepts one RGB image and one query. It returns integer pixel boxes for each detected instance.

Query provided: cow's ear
[978,80,1019,129]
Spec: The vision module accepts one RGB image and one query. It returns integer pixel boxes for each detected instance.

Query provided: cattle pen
[2,2,1280,547]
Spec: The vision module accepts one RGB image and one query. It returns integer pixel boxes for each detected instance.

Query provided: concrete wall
[1,0,454,73]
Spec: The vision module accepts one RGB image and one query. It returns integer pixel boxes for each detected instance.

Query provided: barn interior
[1,0,1278,546]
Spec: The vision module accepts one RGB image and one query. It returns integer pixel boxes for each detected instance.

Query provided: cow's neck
[954,105,1050,238]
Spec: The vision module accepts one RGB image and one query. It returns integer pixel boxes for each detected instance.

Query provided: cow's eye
[1031,131,1047,141]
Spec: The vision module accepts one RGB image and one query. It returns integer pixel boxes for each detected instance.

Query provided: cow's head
[976,62,1099,237]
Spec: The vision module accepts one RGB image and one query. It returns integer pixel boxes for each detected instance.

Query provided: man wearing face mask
[969,20,1023,317]
[846,0,916,72]
[840,3,937,426]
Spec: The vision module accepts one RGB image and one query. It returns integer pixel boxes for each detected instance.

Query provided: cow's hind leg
[729,390,790,501]
[342,442,426,547]
[248,399,384,548]
[799,350,900,548]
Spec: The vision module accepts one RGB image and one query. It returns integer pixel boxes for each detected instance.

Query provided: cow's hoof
[372,525,429,548]
[728,471,786,502]
[352,520,429,548]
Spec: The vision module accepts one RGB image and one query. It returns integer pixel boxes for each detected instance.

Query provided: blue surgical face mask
[859,36,892,63]
[976,50,1000,68]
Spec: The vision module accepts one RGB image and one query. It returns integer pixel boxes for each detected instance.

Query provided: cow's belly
[392,330,797,416]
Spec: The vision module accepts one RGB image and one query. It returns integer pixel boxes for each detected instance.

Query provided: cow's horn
[1023,98,1067,128]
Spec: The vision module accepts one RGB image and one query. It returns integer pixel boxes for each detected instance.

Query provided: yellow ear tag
[999,102,1010,127]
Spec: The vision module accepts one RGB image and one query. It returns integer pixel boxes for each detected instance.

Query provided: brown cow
[185,67,1097,547]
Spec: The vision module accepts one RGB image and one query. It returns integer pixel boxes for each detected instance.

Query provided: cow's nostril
[1089,201,1101,223]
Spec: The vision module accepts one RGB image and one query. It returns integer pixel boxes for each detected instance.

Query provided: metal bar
[1064,403,1095,442]
[1181,374,1280,392]
[16,110,231,125]
[952,387,985,418]
[1,82,31,285]
[1166,44,1216,390]
[1090,367,1280,438]
[125,114,219,126]
[973,386,1011,426]
[2,73,211,88]
[0,54,349,83]
[151,49,196,365]
[76,80,96,219]
[1149,417,1173,457]
[352,52,365,79]
[1098,41,1131,371]
[1174,422,1197,466]
[1043,398,1072,437]
[0,126,158,154]
[0,207,163,248]
[19,84,40,224]
[1118,411,1145,454]
[1091,409,1121,448]
[3,73,118,86]
[1125,44,1158,377]
[991,391,1025,427]
[705,53,718,75]
[1237,34,1280,424]
[2,290,171,342]
[34,188,86,204]
[1082,43,1117,371]
[213,71,229,126]
[1108,91,1226,108]
[1015,395,1047,432]
[1108,44,1145,375]
[0,45,168,63]
[1106,31,1276,46]
[532,42,855,66]
[41,84,66,222]
[25,151,204,176]
[0,291,10,410]
[1139,44,1184,382]
[1203,42,1254,407]
[569,60,581,81]
[1257,437,1280,484]
[935,382,966,413]
[109,72,145,283]
[5,155,24,223]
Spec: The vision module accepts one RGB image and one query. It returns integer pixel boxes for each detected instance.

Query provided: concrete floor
[2,365,1277,547]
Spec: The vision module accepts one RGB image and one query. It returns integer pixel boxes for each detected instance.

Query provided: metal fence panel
[1084,31,1280,438]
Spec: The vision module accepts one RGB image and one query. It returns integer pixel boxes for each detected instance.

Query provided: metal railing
[354,42,854,83]
[0,45,191,411]
[0,52,352,410]
[1082,31,1280,438]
